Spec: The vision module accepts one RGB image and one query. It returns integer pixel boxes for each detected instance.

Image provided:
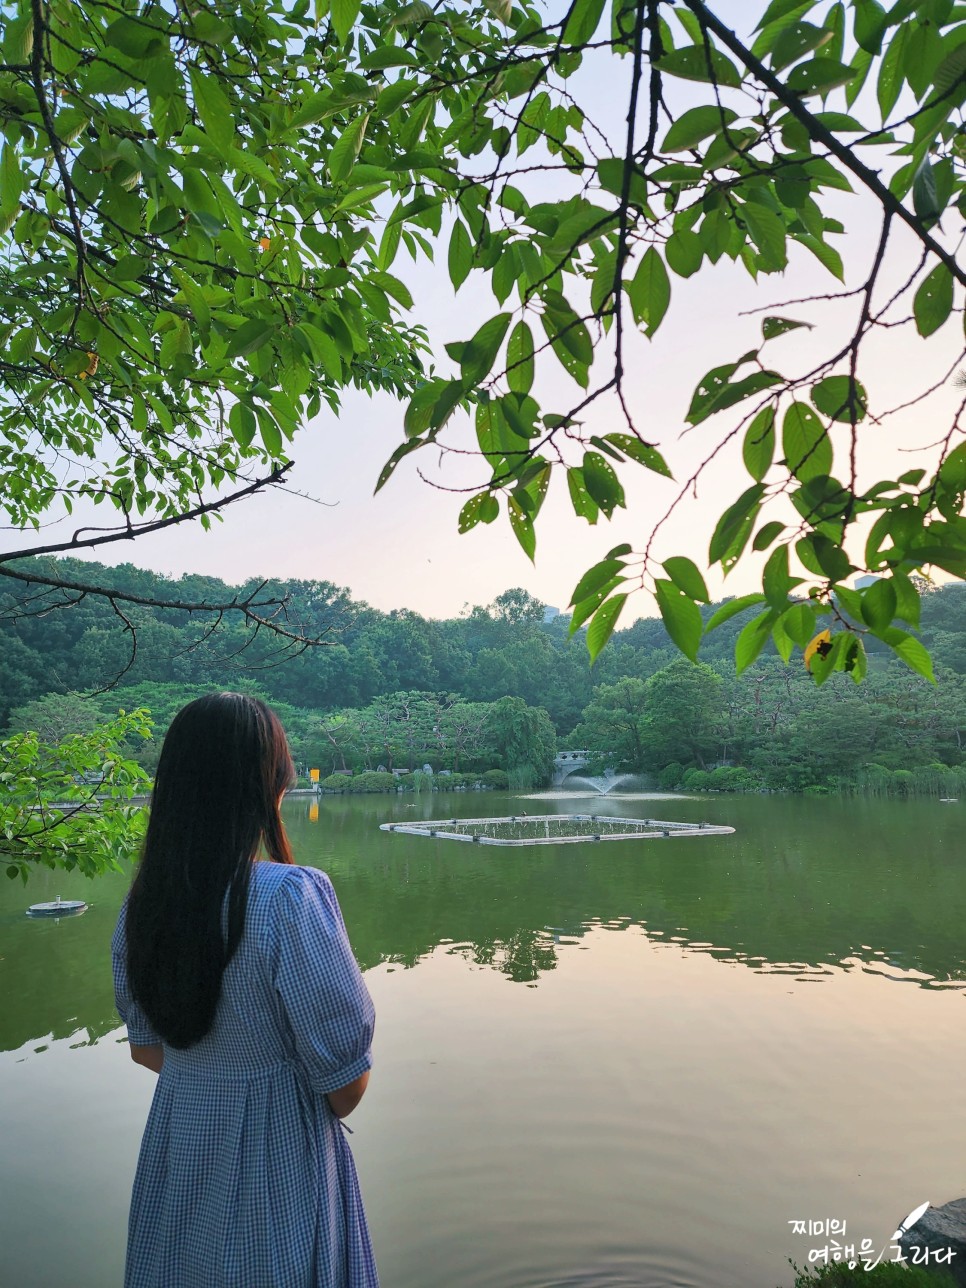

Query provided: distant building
[854,574,880,590]
[542,606,560,624]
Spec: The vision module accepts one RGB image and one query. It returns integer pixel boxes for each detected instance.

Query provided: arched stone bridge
[553,750,591,786]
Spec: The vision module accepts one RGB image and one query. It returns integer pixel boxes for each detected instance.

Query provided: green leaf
[771,614,795,664]
[877,24,909,120]
[627,247,670,337]
[0,145,24,229]
[860,576,897,632]
[811,375,868,423]
[330,0,361,42]
[662,556,709,603]
[329,115,369,183]
[582,451,625,517]
[753,521,786,552]
[853,0,887,54]
[563,0,608,45]
[661,105,736,152]
[484,0,512,21]
[770,21,834,71]
[586,593,628,663]
[458,493,499,533]
[226,319,274,359]
[665,229,703,278]
[448,220,473,291]
[654,579,703,661]
[189,69,235,157]
[762,543,801,607]
[229,400,257,448]
[762,316,811,340]
[687,369,781,426]
[913,263,954,337]
[457,313,511,386]
[571,558,626,605]
[508,495,536,560]
[782,401,832,481]
[742,203,787,271]
[781,602,818,648]
[797,532,854,581]
[785,57,857,95]
[705,593,767,631]
[259,412,283,456]
[743,407,776,482]
[883,629,936,682]
[567,467,599,524]
[794,234,844,281]
[913,159,943,224]
[709,484,765,569]
[603,434,672,478]
[506,321,535,396]
[375,439,424,492]
[735,609,777,674]
[892,573,921,628]
[542,292,592,387]
[658,45,742,88]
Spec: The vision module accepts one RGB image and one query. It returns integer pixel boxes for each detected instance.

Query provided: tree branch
[682,0,966,289]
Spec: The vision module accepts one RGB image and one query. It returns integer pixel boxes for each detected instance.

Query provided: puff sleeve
[273,867,374,1094]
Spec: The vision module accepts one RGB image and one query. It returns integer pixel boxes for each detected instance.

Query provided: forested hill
[3,557,966,795]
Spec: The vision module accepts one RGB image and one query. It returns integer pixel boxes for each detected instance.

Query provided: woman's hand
[130,1043,164,1074]
[327,1070,369,1118]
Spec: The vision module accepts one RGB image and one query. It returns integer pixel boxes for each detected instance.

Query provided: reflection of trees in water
[466,928,559,983]
[5,795,966,1054]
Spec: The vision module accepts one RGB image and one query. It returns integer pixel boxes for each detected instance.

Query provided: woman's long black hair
[126,693,295,1048]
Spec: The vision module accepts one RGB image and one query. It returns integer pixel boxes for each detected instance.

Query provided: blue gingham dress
[112,862,378,1288]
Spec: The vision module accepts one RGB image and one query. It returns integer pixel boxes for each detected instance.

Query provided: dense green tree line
[3,559,966,807]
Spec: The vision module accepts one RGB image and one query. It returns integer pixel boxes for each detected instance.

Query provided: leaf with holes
[508,495,536,561]
[913,263,953,337]
[811,375,868,422]
[582,452,625,517]
[662,556,709,603]
[783,402,832,481]
[627,247,670,337]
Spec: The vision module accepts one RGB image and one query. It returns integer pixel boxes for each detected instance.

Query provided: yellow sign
[309,768,320,783]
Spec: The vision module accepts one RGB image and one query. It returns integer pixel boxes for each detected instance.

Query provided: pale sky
[56,7,963,623]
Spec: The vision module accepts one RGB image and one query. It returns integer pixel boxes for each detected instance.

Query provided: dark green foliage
[784,1258,955,1286]
[3,562,966,830]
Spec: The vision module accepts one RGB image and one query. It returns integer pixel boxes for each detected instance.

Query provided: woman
[112,692,377,1288]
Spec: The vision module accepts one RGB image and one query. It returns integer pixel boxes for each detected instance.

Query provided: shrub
[785,1257,954,1286]
[319,773,349,792]
[681,768,712,791]
[657,762,684,790]
[346,771,397,793]
[481,769,509,789]
[709,765,763,792]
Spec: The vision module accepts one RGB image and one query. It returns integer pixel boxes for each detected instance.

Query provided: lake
[1,789,964,1287]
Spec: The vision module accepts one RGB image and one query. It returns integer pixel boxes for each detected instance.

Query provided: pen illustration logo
[893,1201,931,1242]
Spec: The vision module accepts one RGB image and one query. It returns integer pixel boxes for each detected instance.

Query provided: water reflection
[1,791,965,1053]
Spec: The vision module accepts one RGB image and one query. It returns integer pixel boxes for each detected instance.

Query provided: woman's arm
[130,1043,164,1074]
[327,1069,369,1119]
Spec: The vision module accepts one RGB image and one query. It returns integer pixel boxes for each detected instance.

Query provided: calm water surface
[1,790,964,1288]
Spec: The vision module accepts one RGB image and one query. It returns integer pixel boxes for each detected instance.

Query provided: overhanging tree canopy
[1,0,965,683]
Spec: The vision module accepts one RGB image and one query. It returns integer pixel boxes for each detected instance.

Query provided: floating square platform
[379,814,734,845]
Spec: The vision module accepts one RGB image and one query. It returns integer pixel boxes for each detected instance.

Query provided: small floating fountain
[26,894,87,917]
[380,814,734,846]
